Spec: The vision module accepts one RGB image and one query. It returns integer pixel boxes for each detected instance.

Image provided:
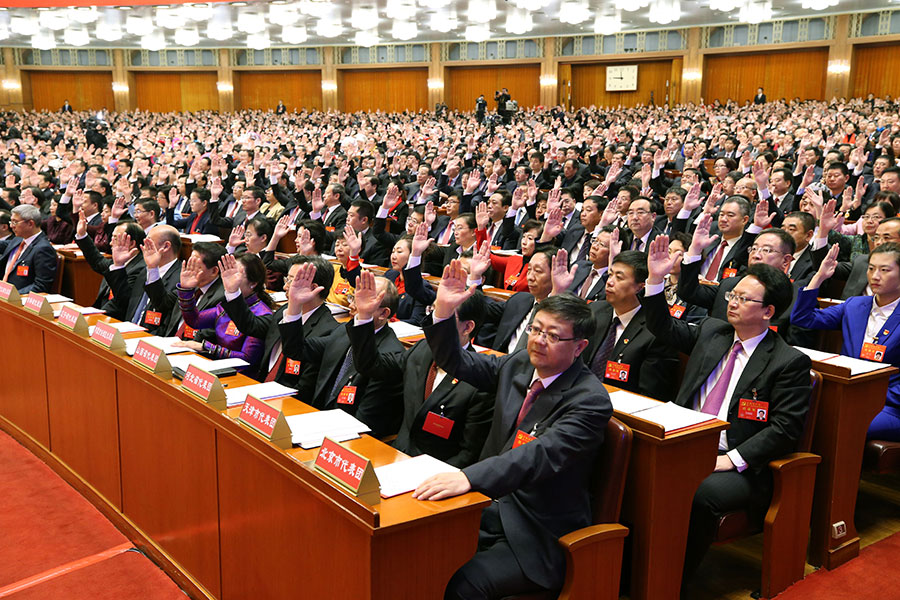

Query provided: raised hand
[608,227,622,265]
[467,241,491,281]
[540,207,563,242]
[285,262,324,315]
[752,159,770,192]
[753,198,774,228]
[311,187,324,214]
[210,176,223,199]
[180,255,203,289]
[166,186,178,211]
[547,187,562,213]
[111,230,139,267]
[465,169,482,194]
[354,270,385,321]
[76,209,88,238]
[411,222,431,258]
[646,235,679,285]
[295,226,315,255]
[433,259,477,320]
[343,223,362,257]
[485,173,500,195]
[526,178,538,203]
[273,213,292,240]
[228,223,245,248]
[808,243,840,290]
[423,201,437,228]
[600,197,620,227]
[511,187,526,211]
[800,165,816,191]
[803,187,825,221]
[687,212,719,257]
[382,184,400,212]
[854,177,868,207]
[683,182,703,212]
[818,197,841,237]
[421,176,437,198]
[141,236,162,269]
[640,163,652,189]
[550,248,578,295]
[475,201,490,230]
[217,253,242,295]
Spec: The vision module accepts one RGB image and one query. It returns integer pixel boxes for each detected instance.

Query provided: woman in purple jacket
[174,252,274,370]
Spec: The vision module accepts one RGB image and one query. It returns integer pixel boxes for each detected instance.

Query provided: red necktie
[423,362,438,399]
[440,223,454,245]
[516,379,544,427]
[705,241,727,281]
[3,241,25,281]
[265,351,284,382]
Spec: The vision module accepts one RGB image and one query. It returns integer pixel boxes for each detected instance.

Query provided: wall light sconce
[216,81,234,92]
[427,78,444,90]
[2,79,21,91]
[683,69,702,81]
[112,82,129,93]
[827,60,850,75]
[539,74,557,86]
[321,80,338,92]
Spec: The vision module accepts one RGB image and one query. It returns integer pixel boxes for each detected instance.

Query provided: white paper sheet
[181,233,222,242]
[42,294,73,303]
[389,321,424,339]
[822,354,889,376]
[269,291,287,303]
[794,346,840,363]
[284,410,371,448]
[88,322,146,336]
[168,354,249,373]
[633,402,717,433]
[124,336,194,356]
[53,304,105,318]
[224,381,297,407]
[326,302,350,315]
[374,454,459,498]
[608,390,662,415]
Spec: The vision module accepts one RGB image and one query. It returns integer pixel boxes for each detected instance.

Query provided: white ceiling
[0,0,892,50]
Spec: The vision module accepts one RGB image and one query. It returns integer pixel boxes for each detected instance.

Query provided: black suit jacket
[0,233,57,294]
[566,264,607,302]
[166,207,218,235]
[106,260,181,332]
[75,234,145,318]
[280,318,405,438]
[163,278,225,337]
[642,290,811,471]
[584,302,679,401]
[424,315,612,590]
[347,323,494,468]
[476,291,535,351]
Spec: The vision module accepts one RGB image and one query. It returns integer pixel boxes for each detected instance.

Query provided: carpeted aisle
[0,430,186,599]
[775,531,900,599]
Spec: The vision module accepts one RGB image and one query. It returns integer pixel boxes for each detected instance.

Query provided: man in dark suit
[783,212,818,283]
[224,256,336,390]
[75,215,146,319]
[347,271,494,467]
[61,100,73,113]
[280,271,405,438]
[105,224,182,332]
[753,87,766,104]
[644,237,811,590]
[163,242,226,338]
[581,251,679,401]
[412,263,612,599]
[566,226,613,302]
[621,196,662,253]
[0,204,57,294]
[209,185,266,231]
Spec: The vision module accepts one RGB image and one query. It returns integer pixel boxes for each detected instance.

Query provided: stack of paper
[326,302,350,315]
[374,455,459,498]
[795,346,889,375]
[181,233,222,242]
[88,322,146,335]
[389,321,424,339]
[168,354,249,373]
[608,390,662,414]
[224,381,297,407]
[269,291,287,303]
[633,402,717,433]
[53,305,105,318]
[284,409,371,448]
[124,336,194,356]
[43,294,73,303]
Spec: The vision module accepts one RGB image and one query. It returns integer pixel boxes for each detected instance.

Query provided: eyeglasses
[626,209,650,217]
[860,215,884,222]
[748,245,784,256]
[525,324,579,344]
[724,291,765,306]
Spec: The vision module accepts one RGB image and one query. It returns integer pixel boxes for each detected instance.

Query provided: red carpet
[0,430,186,598]
[776,532,900,599]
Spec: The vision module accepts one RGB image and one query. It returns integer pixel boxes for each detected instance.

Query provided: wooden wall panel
[570,60,675,109]
[446,64,540,111]
[339,68,427,113]
[134,72,217,112]
[703,48,828,103]
[852,44,900,99]
[237,71,322,111]
[29,71,113,111]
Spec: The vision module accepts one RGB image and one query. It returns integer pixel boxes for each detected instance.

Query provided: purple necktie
[702,341,743,416]
[516,379,545,427]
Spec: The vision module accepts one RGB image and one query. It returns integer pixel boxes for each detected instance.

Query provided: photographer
[475,94,487,124]
[494,88,511,124]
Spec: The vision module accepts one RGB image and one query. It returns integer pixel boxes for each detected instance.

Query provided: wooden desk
[57,250,103,307]
[609,389,729,600]
[0,299,489,600]
[806,359,896,570]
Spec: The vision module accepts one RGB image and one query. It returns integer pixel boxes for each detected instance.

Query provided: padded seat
[864,439,900,474]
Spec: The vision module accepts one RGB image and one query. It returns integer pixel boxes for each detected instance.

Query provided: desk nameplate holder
[0,281,20,305]
[90,321,126,355]
[238,395,292,449]
[131,339,172,379]
[57,304,89,337]
[23,293,53,320]
[312,437,380,505]
[180,363,227,410]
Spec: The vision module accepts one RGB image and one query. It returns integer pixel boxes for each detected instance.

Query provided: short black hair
[192,187,211,203]
[121,221,145,246]
[247,216,273,241]
[298,219,328,254]
[612,250,649,283]
[192,241,226,269]
[745,263,793,318]
[534,293,596,340]
[350,199,374,224]
[294,255,335,301]
[457,289,486,339]
[138,199,161,221]
[755,228,796,255]
[870,242,900,269]
[783,211,815,233]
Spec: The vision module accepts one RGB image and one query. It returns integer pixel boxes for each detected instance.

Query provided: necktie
[575,233,591,264]
[487,223,496,245]
[226,201,239,219]
[516,379,544,427]
[265,351,284,383]
[2,241,25,281]
[511,305,537,353]
[579,270,598,299]
[631,237,643,251]
[702,341,743,416]
[423,362,438,400]
[439,222,454,245]
[705,241,728,281]
[590,317,620,377]
[329,347,354,401]
[131,291,150,325]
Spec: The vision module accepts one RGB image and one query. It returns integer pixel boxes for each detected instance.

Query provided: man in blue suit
[792,242,900,441]
[0,205,57,294]
[413,260,612,599]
